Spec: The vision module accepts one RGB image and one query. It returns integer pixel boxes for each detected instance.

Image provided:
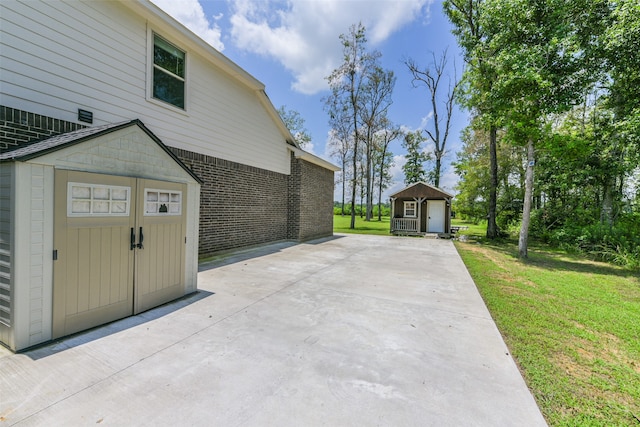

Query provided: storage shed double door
[53,170,187,339]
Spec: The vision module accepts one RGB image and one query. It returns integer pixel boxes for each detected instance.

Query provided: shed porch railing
[391,217,419,233]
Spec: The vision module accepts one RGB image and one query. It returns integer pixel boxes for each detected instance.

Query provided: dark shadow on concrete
[303,235,344,245]
[21,290,213,360]
[199,235,344,271]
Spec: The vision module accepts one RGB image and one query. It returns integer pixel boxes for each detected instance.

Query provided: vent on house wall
[78,109,93,124]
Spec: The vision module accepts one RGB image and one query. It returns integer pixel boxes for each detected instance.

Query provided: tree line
[316,23,459,228]
[445,0,639,266]
[280,25,459,229]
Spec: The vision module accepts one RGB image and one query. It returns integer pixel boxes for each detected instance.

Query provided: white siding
[11,163,54,350]
[0,164,13,348]
[1,0,291,175]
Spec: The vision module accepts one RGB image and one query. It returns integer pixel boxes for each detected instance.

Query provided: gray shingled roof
[0,120,134,161]
[0,119,202,183]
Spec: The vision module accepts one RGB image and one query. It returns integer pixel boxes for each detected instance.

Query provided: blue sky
[151,0,468,200]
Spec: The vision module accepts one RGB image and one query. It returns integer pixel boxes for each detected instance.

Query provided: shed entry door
[427,200,446,233]
[53,171,186,339]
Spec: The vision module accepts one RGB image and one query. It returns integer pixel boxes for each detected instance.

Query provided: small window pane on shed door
[144,189,182,216]
[68,182,131,217]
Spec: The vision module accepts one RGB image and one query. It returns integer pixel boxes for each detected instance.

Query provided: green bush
[543,218,640,269]
[333,204,390,217]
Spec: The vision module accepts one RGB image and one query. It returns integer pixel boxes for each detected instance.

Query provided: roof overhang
[288,146,340,172]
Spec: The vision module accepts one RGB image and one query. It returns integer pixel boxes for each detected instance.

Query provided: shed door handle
[130,228,136,250]
[137,227,144,249]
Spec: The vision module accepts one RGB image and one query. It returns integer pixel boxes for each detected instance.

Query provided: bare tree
[327,120,353,215]
[405,49,460,188]
[325,23,378,229]
[359,66,395,220]
[373,123,399,220]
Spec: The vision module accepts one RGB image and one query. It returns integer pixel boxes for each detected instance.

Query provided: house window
[404,201,417,217]
[67,183,131,217]
[153,34,185,109]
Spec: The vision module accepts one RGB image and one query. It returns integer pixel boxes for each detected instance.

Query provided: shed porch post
[415,197,426,233]
[390,197,396,231]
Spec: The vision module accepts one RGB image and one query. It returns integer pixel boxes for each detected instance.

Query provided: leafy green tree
[489,0,609,257]
[602,0,640,224]
[448,0,638,266]
[454,118,524,228]
[443,0,500,239]
[402,130,430,185]
[453,124,491,222]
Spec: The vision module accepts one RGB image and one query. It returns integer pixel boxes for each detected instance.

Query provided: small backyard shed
[390,182,453,235]
[0,120,201,351]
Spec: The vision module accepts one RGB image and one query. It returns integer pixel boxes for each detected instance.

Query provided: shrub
[544,219,640,269]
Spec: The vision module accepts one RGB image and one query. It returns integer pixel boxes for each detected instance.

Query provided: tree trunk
[377,170,383,222]
[341,157,346,216]
[519,138,535,258]
[486,126,499,239]
[601,176,614,227]
[365,140,373,221]
[350,68,358,230]
[434,155,441,188]
[350,143,357,229]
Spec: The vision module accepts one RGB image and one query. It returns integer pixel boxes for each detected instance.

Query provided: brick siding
[171,148,290,257]
[2,106,335,258]
[289,153,335,241]
[0,106,86,152]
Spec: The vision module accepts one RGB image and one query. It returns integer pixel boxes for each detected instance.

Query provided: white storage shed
[0,120,201,351]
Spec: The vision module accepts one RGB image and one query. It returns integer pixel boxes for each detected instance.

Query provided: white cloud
[302,141,316,155]
[228,0,433,94]
[438,167,459,195]
[151,0,225,51]
[419,111,434,129]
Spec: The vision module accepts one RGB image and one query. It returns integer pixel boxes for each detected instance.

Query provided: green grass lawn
[332,215,475,236]
[333,214,391,235]
[453,224,640,426]
[334,216,640,424]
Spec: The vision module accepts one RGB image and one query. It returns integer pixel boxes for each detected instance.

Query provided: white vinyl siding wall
[0,0,290,175]
[0,164,13,347]
[11,163,55,349]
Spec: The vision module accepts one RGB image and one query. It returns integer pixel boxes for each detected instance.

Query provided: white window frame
[67,182,131,217]
[403,201,417,218]
[144,188,183,216]
[147,29,189,114]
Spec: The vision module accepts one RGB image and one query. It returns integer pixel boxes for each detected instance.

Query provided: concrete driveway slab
[0,234,547,426]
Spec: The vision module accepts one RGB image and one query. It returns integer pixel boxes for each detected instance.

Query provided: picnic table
[450,225,469,234]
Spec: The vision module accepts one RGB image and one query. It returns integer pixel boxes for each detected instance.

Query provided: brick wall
[0,106,86,152]
[171,148,289,257]
[289,154,335,241]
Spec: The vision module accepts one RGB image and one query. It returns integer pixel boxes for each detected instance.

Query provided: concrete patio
[0,234,547,426]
